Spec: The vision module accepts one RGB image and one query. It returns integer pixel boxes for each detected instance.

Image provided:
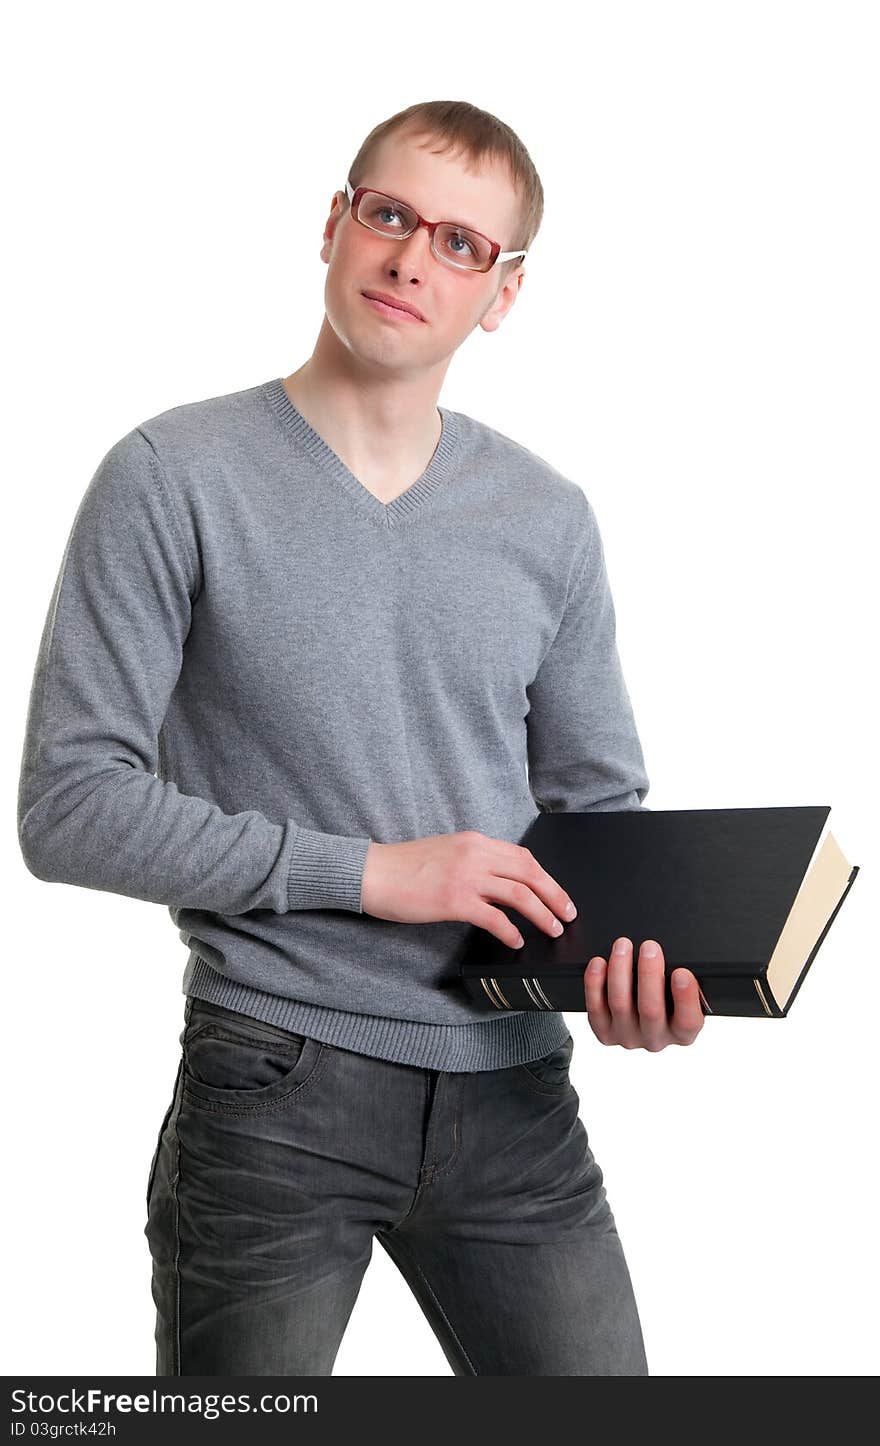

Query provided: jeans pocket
[181,1007,325,1114]
[518,1033,574,1093]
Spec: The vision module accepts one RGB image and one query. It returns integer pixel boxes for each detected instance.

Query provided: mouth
[361,290,425,322]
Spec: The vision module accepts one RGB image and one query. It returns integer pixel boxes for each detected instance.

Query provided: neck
[282,318,450,475]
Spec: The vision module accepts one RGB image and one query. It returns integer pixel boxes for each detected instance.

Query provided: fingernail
[589,958,604,973]
[551,920,563,935]
[641,941,658,958]
[613,938,630,954]
[673,970,689,989]
[514,934,524,948]
[564,901,577,919]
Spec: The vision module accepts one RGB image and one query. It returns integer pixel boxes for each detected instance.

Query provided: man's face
[318,130,526,377]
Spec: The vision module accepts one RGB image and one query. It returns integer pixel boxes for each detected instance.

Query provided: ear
[320,191,347,264]
[479,266,526,334]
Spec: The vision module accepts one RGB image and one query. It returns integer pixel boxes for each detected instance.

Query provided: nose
[386,219,434,282]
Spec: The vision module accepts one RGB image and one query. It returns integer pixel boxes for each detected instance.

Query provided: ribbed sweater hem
[182,954,571,1073]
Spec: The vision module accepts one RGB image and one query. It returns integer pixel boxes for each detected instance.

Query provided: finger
[635,940,670,1051]
[606,937,641,1047]
[486,872,571,940]
[584,957,614,1043]
[470,900,529,951]
[669,969,706,1045]
[509,843,577,925]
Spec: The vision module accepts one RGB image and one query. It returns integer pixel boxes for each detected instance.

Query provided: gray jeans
[144,996,649,1376]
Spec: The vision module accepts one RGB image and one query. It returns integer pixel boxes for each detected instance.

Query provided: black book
[458,806,858,1018]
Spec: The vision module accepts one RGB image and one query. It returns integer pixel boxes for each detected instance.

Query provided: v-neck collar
[263,377,461,529]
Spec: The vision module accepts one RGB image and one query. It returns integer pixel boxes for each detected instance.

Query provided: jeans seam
[429,1108,461,1180]
[379,1232,478,1375]
[171,1102,182,1374]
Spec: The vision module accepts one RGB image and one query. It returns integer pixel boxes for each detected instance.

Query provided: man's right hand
[360,832,577,949]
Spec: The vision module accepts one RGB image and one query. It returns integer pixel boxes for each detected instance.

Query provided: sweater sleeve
[526,495,651,814]
[17,427,371,914]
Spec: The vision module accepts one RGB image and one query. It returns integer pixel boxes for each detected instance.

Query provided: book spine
[462,970,782,1018]
[698,973,783,1018]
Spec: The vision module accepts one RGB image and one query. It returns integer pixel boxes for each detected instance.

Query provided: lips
[361,290,425,321]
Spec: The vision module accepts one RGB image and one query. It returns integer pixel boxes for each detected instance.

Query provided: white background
[3,0,877,1378]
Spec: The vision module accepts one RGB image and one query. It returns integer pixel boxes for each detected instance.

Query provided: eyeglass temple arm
[343,182,527,263]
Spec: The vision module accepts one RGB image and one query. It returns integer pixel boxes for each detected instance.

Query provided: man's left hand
[584,937,705,1051]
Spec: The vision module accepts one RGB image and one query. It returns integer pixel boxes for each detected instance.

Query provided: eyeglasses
[343,181,528,274]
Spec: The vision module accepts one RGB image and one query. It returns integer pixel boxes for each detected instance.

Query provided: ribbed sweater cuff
[287,827,372,912]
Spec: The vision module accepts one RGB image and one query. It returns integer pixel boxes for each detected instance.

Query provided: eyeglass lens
[357,190,493,271]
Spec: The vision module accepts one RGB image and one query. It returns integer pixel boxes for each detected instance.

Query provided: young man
[18,100,703,1377]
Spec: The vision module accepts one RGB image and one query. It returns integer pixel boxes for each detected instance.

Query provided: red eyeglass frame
[343,182,528,273]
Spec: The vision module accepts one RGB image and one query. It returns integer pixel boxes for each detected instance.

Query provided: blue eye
[447,233,474,257]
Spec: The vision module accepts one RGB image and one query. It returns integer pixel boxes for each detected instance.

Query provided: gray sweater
[17,376,650,1071]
